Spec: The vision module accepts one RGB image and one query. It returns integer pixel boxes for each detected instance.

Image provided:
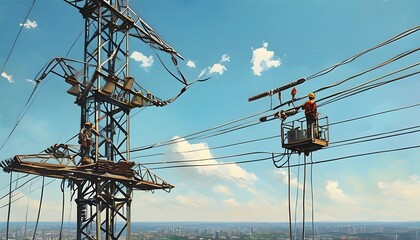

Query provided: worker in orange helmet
[302,92,318,138]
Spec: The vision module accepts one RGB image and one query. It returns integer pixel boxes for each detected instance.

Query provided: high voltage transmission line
[131,57,419,154]
[144,130,420,170]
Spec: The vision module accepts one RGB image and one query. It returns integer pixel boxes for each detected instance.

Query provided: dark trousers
[306,116,318,138]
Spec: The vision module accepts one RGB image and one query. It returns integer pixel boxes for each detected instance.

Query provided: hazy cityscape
[1,222,419,240]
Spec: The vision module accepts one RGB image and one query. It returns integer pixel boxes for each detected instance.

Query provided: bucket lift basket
[281,114,329,154]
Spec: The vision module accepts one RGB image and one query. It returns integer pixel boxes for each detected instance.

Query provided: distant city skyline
[1,221,419,240]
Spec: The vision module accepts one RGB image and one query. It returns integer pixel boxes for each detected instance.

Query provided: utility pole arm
[248,78,306,102]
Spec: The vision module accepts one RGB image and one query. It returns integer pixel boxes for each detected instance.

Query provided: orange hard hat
[308,92,315,99]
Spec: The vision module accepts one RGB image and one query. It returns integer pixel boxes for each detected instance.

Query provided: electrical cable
[0,173,30,192]
[6,172,12,240]
[286,144,420,169]
[129,109,270,153]
[134,122,420,169]
[273,50,420,111]
[293,155,301,240]
[132,134,280,159]
[59,180,65,240]
[0,0,42,152]
[329,102,420,126]
[141,127,418,170]
[146,128,419,170]
[313,48,419,94]
[302,155,306,240]
[132,119,262,153]
[0,175,39,202]
[141,151,284,166]
[132,100,420,160]
[67,194,73,239]
[0,83,40,152]
[250,26,420,103]
[127,66,420,163]
[318,70,420,107]
[288,158,293,240]
[1,0,37,73]
[23,178,34,240]
[310,153,315,240]
[32,176,45,240]
[306,26,420,81]
[1,19,87,152]
[149,154,282,170]
[316,62,420,107]
[273,149,290,168]
[131,100,420,160]
[0,178,55,209]
[329,126,420,149]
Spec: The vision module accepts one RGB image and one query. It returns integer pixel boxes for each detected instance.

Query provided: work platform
[1,145,173,191]
[281,115,329,154]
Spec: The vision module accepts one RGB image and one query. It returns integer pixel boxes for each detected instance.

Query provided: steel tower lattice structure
[58,1,178,239]
[1,0,187,239]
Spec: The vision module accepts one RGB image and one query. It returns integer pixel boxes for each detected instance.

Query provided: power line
[0,177,55,210]
[146,126,420,170]
[32,177,44,240]
[141,151,284,166]
[329,102,420,126]
[306,26,420,80]
[0,173,30,193]
[132,102,420,159]
[249,26,420,102]
[1,0,37,73]
[329,125,420,148]
[0,20,87,152]
[318,69,420,107]
[132,134,280,159]
[0,83,41,152]
[149,154,283,170]
[0,175,40,202]
[287,145,420,168]
[129,109,270,153]
[317,62,420,107]
[79,32,420,156]
[274,49,420,111]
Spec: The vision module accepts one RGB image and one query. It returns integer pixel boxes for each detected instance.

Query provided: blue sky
[0,0,419,223]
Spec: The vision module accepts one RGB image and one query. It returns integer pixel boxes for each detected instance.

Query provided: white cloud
[208,63,227,75]
[1,72,13,83]
[186,60,196,68]
[200,54,230,77]
[213,185,232,196]
[251,42,281,76]
[197,68,207,79]
[316,175,420,222]
[176,190,215,208]
[223,198,240,207]
[221,54,230,63]
[20,19,37,29]
[276,169,303,189]
[130,51,154,68]
[166,136,257,188]
[26,79,36,85]
[325,180,353,204]
[377,175,420,202]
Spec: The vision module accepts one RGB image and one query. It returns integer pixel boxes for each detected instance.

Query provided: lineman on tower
[302,92,318,138]
[78,122,99,163]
